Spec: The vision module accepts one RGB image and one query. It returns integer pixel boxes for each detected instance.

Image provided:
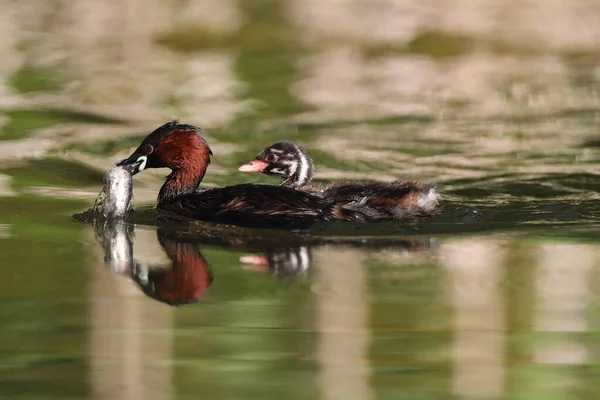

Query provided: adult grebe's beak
[117,151,147,175]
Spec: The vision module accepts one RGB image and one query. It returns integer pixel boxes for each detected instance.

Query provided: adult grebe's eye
[266,153,276,163]
[143,144,154,154]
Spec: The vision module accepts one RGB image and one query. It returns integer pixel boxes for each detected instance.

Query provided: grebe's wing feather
[158,184,328,229]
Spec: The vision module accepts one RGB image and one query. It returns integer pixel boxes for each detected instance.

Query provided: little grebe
[117,121,332,228]
[239,141,439,221]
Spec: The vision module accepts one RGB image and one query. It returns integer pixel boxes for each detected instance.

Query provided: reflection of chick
[241,246,312,278]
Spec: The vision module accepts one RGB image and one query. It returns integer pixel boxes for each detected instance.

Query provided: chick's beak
[238,159,269,172]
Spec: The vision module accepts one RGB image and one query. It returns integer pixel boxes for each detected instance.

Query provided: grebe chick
[239,141,439,221]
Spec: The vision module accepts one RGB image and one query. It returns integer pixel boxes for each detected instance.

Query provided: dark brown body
[322,180,438,221]
[158,183,330,228]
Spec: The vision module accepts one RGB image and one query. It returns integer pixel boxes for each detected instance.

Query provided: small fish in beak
[93,165,134,219]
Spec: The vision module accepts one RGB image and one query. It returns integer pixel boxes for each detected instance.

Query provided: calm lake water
[2,1,600,399]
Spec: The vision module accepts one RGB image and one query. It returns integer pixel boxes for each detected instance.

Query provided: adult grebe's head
[238,141,313,188]
[117,120,212,175]
[117,120,213,204]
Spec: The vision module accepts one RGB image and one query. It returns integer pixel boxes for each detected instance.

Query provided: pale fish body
[93,165,134,219]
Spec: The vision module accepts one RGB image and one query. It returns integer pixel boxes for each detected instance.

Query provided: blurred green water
[1,1,600,399]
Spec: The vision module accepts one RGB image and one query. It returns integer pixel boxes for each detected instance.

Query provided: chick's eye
[266,153,276,162]
[143,144,154,154]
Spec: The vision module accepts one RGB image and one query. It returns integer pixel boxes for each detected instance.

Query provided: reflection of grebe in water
[134,232,213,306]
[94,221,213,306]
[237,238,436,279]
[240,246,312,278]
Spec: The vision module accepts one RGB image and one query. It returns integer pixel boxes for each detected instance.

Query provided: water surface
[1,1,600,399]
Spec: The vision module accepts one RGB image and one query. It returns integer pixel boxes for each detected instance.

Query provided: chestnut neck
[158,161,209,205]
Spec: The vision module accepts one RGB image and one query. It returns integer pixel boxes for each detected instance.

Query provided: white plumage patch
[137,155,148,172]
[287,159,297,177]
[297,152,310,185]
[417,187,439,212]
